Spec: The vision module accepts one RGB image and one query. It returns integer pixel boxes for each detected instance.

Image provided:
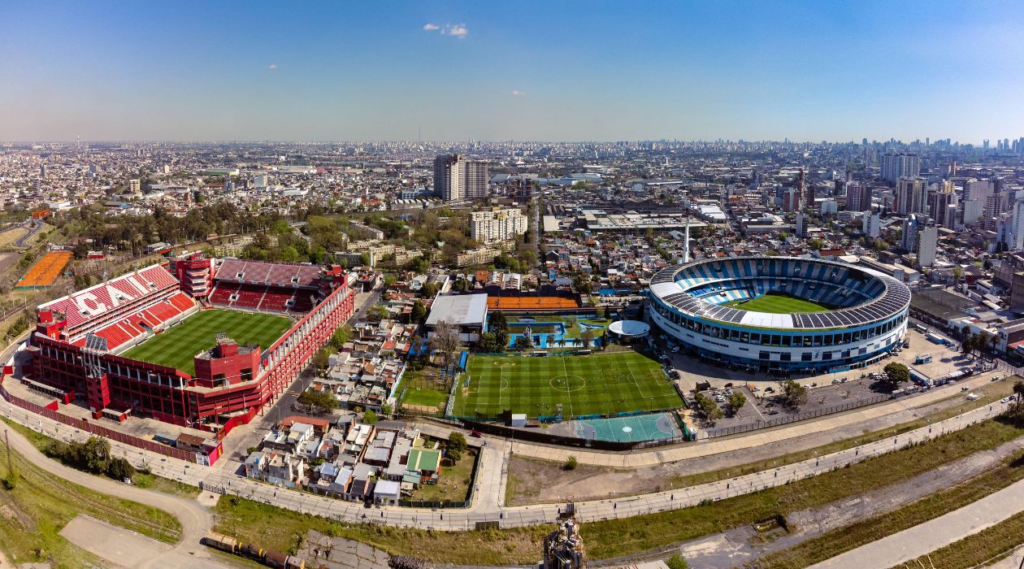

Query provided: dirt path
[2,425,226,568]
[507,392,999,506]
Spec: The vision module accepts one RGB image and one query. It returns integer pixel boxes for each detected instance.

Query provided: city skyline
[2,0,1023,143]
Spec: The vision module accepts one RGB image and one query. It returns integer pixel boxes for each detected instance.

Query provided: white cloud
[511,90,525,96]
[268,64,278,70]
[444,23,468,38]
[425,22,469,39]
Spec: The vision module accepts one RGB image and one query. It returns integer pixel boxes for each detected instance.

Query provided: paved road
[1,421,227,568]
[810,474,1024,569]
[13,220,43,248]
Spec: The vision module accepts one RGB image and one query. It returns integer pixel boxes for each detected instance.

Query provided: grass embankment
[760,430,1024,567]
[0,443,182,567]
[215,413,1024,564]
[903,508,1024,569]
[1,417,200,499]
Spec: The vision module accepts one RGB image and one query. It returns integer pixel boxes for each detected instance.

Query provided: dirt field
[505,379,1016,506]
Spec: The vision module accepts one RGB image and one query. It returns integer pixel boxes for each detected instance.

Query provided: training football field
[723,294,829,314]
[453,351,683,419]
[123,309,292,375]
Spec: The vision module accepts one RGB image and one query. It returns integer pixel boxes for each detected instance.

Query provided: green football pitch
[452,351,683,419]
[723,293,829,314]
[123,309,292,376]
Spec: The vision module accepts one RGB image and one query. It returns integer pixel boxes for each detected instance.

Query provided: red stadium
[25,254,355,434]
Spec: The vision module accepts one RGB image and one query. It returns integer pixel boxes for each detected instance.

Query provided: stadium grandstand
[26,256,355,432]
[648,257,911,374]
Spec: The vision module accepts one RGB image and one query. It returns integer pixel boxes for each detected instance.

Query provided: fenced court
[573,413,680,443]
[451,350,683,420]
[16,250,73,288]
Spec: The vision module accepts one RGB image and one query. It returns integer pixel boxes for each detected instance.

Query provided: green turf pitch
[453,351,683,419]
[123,309,292,375]
[723,294,829,314]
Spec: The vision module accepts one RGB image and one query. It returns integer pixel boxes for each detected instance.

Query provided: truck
[915,355,933,365]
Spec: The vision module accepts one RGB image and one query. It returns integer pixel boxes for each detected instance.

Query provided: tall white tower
[683,216,691,263]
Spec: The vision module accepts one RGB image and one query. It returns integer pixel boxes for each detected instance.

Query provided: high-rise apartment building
[470,208,528,243]
[435,154,489,201]
[129,179,142,194]
[881,153,920,184]
[901,214,921,252]
[846,182,872,212]
[895,177,927,216]
[916,225,938,267]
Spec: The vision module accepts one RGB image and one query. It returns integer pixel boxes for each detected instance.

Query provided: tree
[368,305,389,323]
[952,265,963,283]
[1012,379,1024,416]
[565,455,578,471]
[693,392,724,423]
[514,335,532,351]
[329,326,351,350]
[432,320,462,382]
[359,252,372,267]
[411,301,426,323]
[420,282,439,298]
[312,349,332,373]
[381,403,393,417]
[447,432,467,463]
[779,380,808,409]
[107,457,136,481]
[489,311,509,334]
[363,409,378,425]
[665,555,690,569]
[727,392,747,415]
[581,328,596,350]
[299,389,339,414]
[573,274,593,294]
[880,362,910,390]
[594,306,606,319]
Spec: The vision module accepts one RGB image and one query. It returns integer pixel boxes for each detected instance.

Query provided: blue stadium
[647,257,911,374]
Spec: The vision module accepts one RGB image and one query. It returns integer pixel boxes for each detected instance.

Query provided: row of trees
[44,436,136,482]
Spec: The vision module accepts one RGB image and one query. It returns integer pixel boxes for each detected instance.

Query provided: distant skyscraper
[129,179,141,194]
[435,154,489,201]
[433,154,457,199]
[39,164,47,179]
[781,188,800,212]
[881,153,920,184]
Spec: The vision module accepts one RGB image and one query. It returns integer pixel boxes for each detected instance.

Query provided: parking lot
[666,327,967,392]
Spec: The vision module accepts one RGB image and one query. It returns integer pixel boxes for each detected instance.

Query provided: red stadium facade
[26,258,354,433]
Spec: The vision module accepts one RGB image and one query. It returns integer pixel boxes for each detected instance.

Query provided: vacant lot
[124,309,291,375]
[454,351,682,419]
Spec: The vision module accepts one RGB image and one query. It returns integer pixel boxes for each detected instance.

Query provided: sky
[1,1,1023,143]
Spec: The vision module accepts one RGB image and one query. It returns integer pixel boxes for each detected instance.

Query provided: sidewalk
[809,475,1024,569]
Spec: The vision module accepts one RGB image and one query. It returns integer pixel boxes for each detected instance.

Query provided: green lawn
[453,351,682,419]
[723,293,829,314]
[123,309,292,375]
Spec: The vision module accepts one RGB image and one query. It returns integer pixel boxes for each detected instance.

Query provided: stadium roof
[650,257,911,330]
[425,294,488,328]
